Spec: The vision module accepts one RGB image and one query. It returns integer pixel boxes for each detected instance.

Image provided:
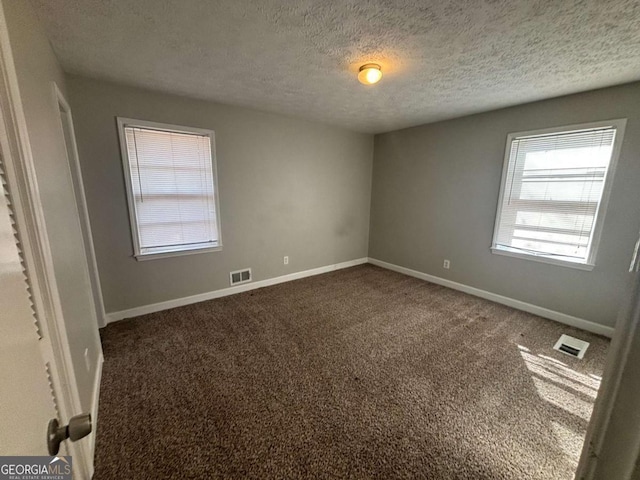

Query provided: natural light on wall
[491,120,625,269]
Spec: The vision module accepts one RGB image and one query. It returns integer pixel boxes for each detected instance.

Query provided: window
[491,120,625,270]
[117,118,222,260]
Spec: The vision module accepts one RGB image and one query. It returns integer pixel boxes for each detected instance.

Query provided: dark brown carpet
[95,264,609,479]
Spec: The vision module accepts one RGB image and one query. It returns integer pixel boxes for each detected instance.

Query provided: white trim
[52,83,106,328]
[491,118,627,269]
[105,257,368,323]
[368,257,614,338]
[86,352,103,478]
[135,244,222,261]
[491,246,595,271]
[118,118,215,137]
[116,117,223,261]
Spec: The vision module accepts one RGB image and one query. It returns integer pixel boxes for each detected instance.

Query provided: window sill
[134,244,222,261]
[490,247,594,271]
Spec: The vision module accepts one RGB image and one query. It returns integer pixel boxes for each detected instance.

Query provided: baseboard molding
[368,257,614,338]
[105,255,614,337]
[87,351,103,478]
[105,257,369,324]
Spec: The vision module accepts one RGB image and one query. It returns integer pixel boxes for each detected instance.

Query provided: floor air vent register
[553,334,590,359]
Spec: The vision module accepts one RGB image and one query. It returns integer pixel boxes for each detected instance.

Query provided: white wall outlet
[84,348,91,372]
[284,256,289,265]
[443,259,451,269]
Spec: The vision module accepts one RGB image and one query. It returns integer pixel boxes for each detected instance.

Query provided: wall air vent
[553,334,590,359]
[230,268,252,286]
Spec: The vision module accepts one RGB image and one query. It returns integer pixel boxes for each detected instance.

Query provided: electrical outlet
[443,259,451,269]
[284,256,289,265]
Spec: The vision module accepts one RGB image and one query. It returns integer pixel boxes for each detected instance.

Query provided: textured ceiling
[31,0,640,133]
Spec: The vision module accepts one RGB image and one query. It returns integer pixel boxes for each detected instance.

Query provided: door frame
[575,246,640,479]
[52,82,106,328]
[0,4,91,477]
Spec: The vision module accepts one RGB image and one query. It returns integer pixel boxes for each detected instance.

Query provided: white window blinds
[119,120,221,258]
[492,124,620,266]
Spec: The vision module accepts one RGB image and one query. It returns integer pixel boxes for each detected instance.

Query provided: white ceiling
[32,0,640,134]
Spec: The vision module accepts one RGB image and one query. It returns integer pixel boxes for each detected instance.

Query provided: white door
[0,149,90,473]
[0,154,59,455]
[0,4,94,475]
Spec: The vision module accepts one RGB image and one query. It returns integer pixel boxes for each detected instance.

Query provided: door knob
[47,413,92,455]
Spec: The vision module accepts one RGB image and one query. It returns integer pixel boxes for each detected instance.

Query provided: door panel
[0,156,56,454]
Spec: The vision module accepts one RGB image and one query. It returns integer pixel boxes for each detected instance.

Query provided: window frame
[491,119,626,271]
[117,117,223,261]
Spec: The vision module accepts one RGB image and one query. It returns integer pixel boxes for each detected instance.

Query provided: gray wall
[369,82,640,328]
[3,0,101,410]
[67,76,373,314]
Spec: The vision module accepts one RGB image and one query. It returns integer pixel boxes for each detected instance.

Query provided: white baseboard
[105,257,368,324]
[368,257,614,338]
[104,255,614,338]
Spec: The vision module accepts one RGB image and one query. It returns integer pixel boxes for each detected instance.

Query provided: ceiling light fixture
[358,63,382,85]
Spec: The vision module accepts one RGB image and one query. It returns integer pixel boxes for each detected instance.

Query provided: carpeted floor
[95,264,609,479]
